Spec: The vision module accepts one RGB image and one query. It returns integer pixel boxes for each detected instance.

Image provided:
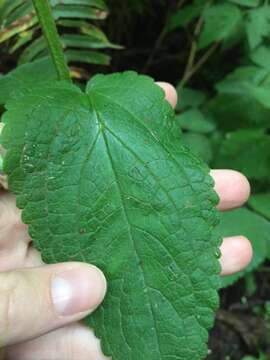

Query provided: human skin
[0,83,252,360]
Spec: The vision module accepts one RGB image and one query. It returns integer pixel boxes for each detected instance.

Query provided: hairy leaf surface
[1,72,220,360]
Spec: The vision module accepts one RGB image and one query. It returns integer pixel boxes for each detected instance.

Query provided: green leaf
[0,0,113,67]
[181,133,213,163]
[213,66,270,116]
[0,57,57,106]
[242,355,267,360]
[1,72,221,360]
[176,87,207,112]
[166,0,207,33]
[214,129,270,180]
[18,36,47,64]
[215,66,268,93]
[50,0,107,9]
[9,27,37,54]
[218,208,270,288]
[207,66,270,130]
[0,10,38,44]
[249,193,270,220]
[2,1,33,25]
[176,109,215,134]
[250,45,270,69]
[198,4,242,49]
[206,93,270,131]
[61,33,121,49]
[65,49,110,65]
[0,0,25,24]
[53,4,107,20]
[228,0,260,7]
[246,6,270,49]
[244,84,270,109]
[17,37,114,65]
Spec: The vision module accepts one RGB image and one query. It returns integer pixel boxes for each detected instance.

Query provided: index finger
[0,123,7,190]
[156,82,178,109]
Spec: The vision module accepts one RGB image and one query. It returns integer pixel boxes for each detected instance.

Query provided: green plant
[0,1,222,359]
[162,0,270,290]
[242,354,268,360]
[0,0,119,68]
[2,0,270,357]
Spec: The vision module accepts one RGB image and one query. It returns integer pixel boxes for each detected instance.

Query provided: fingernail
[51,265,106,316]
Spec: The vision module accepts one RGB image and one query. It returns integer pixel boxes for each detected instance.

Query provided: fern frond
[0,0,120,68]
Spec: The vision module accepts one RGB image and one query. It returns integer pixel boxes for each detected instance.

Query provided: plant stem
[181,16,204,86]
[32,0,71,82]
[180,42,219,87]
[179,0,215,88]
[142,0,188,73]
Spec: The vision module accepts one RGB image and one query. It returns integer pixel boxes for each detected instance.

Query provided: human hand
[0,83,252,360]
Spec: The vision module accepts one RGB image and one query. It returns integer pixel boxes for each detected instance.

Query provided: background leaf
[249,193,270,220]
[218,208,270,288]
[198,4,242,49]
[0,0,118,68]
[245,6,270,49]
[176,109,215,134]
[228,0,260,7]
[214,129,270,180]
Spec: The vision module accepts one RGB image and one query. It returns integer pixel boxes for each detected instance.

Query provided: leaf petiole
[32,0,71,82]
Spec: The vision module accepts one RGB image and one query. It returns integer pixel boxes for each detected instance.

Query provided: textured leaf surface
[0,57,57,105]
[1,72,220,360]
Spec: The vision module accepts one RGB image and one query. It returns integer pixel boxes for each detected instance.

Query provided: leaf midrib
[88,96,163,359]
[89,89,206,200]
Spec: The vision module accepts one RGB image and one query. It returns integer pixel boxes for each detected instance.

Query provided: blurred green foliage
[0,0,120,69]
[0,0,270,357]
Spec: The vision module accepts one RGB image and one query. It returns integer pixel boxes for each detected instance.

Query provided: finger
[0,262,106,347]
[5,323,109,360]
[210,170,250,211]
[22,234,251,277]
[24,247,43,268]
[156,82,178,109]
[0,124,7,191]
[4,239,253,360]
[220,236,252,276]
[24,235,252,278]
[0,192,30,271]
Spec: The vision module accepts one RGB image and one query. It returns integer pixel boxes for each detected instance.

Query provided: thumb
[0,123,8,190]
[0,262,106,347]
